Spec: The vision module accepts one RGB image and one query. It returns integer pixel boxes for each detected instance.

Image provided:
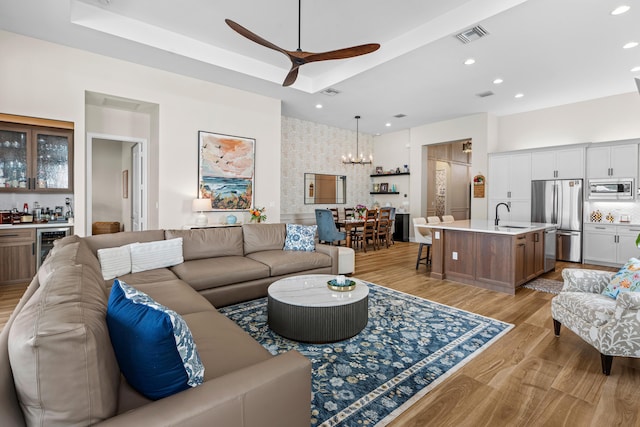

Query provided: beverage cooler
[37,227,71,269]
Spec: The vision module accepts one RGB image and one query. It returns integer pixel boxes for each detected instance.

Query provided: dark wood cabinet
[393,213,409,242]
[430,226,548,295]
[0,228,36,285]
[0,120,73,193]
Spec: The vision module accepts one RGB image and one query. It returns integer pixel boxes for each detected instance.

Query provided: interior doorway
[86,133,147,235]
[425,139,472,220]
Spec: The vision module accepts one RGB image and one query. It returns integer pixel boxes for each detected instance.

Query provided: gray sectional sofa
[0,223,339,427]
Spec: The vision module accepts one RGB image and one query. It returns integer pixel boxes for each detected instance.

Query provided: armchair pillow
[106,279,204,400]
[284,224,317,252]
[97,244,134,280]
[602,257,640,299]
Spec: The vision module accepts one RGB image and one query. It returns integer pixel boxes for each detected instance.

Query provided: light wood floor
[1,242,636,426]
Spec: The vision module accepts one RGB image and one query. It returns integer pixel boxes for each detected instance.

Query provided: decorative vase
[226,214,237,224]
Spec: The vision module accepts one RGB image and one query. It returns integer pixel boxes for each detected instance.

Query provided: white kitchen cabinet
[586,142,638,180]
[583,223,640,266]
[488,152,531,222]
[531,147,585,180]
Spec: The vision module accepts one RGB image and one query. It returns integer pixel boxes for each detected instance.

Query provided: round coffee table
[267,274,369,343]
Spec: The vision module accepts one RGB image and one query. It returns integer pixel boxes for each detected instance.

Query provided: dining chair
[441,215,455,222]
[412,217,432,270]
[376,207,392,249]
[388,207,396,245]
[315,209,346,245]
[359,208,378,252]
[427,216,441,224]
[344,207,355,220]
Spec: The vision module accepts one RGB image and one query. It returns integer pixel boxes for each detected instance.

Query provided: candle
[336,275,346,285]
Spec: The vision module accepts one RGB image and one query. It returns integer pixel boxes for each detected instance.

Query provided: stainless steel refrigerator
[531,179,583,266]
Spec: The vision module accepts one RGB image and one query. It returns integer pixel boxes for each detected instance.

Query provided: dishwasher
[544,227,557,272]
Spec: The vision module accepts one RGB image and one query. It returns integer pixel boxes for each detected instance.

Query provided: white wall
[91,140,123,223]
[497,92,640,150]
[0,30,281,234]
[409,113,491,222]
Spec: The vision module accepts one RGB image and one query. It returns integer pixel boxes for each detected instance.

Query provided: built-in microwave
[587,178,635,200]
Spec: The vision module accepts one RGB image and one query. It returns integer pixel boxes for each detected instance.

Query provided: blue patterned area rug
[219,282,513,426]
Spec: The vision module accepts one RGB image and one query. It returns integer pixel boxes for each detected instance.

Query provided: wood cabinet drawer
[0,228,35,243]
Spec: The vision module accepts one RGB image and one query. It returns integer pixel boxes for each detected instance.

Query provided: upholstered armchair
[315,209,346,245]
[551,268,640,375]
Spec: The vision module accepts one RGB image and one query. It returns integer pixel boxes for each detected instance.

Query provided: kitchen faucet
[495,202,510,226]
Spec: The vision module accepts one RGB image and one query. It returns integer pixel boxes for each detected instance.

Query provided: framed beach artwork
[198,131,255,210]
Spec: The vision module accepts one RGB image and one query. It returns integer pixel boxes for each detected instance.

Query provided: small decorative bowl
[327,279,356,292]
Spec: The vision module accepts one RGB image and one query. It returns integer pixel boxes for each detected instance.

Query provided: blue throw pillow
[284,224,317,251]
[106,280,204,400]
[602,257,640,299]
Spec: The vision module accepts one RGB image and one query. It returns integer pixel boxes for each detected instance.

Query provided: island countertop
[422,219,554,295]
[417,219,556,235]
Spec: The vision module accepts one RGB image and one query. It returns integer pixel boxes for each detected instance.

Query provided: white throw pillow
[97,244,134,280]
[130,238,184,273]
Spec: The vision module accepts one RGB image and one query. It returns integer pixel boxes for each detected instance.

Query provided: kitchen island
[418,220,555,295]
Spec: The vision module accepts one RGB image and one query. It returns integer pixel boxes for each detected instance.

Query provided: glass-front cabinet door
[34,128,72,191]
[0,122,73,193]
[0,124,31,191]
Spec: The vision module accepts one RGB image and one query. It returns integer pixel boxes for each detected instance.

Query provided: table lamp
[192,198,211,226]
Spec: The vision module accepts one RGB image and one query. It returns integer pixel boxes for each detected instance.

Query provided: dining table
[336,219,365,248]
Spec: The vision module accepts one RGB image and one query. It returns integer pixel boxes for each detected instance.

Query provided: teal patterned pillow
[284,224,317,251]
[602,257,640,299]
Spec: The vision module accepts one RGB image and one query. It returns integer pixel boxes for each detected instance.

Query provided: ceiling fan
[225,0,380,87]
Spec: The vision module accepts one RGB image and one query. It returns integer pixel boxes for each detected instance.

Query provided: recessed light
[623,41,638,49]
[632,66,640,72]
[464,58,476,65]
[385,123,391,127]
[493,78,503,84]
[515,93,524,98]
[315,104,323,109]
[611,5,630,15]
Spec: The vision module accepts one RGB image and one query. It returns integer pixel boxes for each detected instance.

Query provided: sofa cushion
[246,250,332,276]
[171,256,270,291]
[243,223,286,254]
[8,264,120,426]
[84,229,166,255]
[117,267,179,286]
[284,224,317,252]
[602,257,640,299]
[130,238,184,273]
[182,311,272,380]
[97,243,134,280]
[134,279,217,315]
[166,227,244,260]
[106,280,205,400]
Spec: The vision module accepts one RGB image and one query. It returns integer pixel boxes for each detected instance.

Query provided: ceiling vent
[455,25,489,44]
[320,88,341,96]
[475,91,494,98]
[393,113,407,118]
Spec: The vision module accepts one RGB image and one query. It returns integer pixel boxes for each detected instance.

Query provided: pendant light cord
[297,0,301,51]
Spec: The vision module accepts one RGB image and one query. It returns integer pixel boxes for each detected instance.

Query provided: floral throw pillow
[602,257,640,299]
[284,224,317,251]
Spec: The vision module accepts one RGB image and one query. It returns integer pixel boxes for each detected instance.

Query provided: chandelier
[342,115,373,165]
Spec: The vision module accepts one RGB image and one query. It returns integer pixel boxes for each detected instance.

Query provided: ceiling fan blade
[304,43,380,63]
[225,19,289,56]
[282,66,300,87]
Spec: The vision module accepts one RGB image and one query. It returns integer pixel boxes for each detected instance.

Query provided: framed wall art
[198,131,255,210]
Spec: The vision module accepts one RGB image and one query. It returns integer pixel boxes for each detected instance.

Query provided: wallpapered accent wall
[281,116,374,215]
